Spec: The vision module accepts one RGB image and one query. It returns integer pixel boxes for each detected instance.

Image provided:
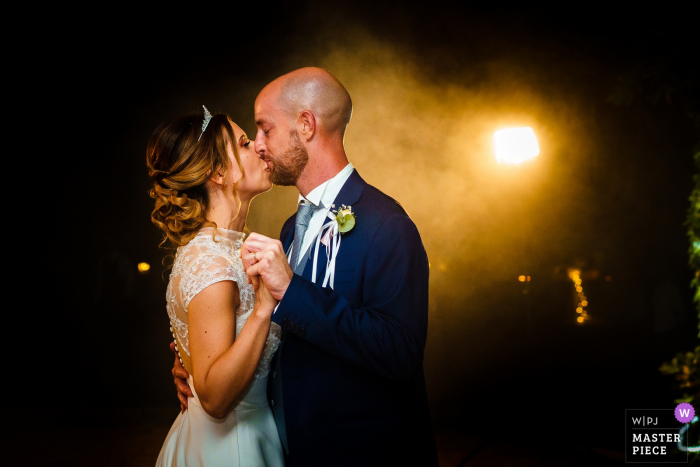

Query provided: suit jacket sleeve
[273,213,429,380]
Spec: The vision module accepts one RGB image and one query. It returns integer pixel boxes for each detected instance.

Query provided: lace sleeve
[178,247,239,312]
[169,231,281,378]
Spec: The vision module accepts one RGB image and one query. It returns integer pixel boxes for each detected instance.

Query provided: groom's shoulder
[360,182,409,218]
[356,183,423,238]
[358,184,424,251]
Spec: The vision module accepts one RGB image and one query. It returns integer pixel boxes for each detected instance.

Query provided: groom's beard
[269,130,309,186]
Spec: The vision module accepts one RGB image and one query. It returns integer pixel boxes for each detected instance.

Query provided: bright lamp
[494,127,539,165]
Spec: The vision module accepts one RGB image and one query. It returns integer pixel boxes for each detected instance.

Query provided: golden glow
[526,276,531,282]
[581,300,588,306]
[576,307,582,313]
[494,127,540,165]
[518,275,526,282]
[137,262,151,272]
[605,276,612,282]
[577,316,584,323]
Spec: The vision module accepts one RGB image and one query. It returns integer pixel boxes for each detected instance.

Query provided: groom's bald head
[254,68,352,193]
[259,67,352,137]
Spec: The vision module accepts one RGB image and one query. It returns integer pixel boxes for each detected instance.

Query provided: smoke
[230,28,608,415]
[247,34,600,284]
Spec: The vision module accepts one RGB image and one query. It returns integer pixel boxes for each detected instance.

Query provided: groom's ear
[297,110,316,141]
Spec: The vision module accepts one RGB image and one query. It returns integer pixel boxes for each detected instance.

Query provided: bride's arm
[188,280,276,419]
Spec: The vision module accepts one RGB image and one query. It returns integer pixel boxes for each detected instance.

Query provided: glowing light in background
[494,127,540,165]
[568,268,589,324]
[137,262,151,273]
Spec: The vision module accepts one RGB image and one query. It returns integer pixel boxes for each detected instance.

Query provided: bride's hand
[253,278,278,317]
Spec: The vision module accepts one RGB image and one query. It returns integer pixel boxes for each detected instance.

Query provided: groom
[174,67,438,466]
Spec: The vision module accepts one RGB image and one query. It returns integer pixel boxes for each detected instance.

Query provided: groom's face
[254,92,309,187]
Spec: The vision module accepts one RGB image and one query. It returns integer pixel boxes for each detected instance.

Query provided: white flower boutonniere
[333,204,355,234]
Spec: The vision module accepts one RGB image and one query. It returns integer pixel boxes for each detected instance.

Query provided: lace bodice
[166,227,281,378]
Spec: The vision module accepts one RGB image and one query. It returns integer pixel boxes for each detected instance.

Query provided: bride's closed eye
[239,136,251,147]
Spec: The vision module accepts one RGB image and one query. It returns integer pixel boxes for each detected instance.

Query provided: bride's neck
[204,197,251,233]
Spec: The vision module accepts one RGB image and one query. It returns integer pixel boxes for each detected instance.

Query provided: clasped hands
[240,233,294,301]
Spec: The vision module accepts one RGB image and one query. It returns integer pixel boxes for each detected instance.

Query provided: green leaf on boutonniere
[335,205,355,233]
[338,213,355,233]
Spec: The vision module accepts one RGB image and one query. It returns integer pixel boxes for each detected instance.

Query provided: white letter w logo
[681,409,691,417]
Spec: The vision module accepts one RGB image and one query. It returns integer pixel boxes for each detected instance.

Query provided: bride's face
[226,121,272,197]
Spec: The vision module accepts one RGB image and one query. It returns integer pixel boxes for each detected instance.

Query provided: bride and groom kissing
[147,67,438,466]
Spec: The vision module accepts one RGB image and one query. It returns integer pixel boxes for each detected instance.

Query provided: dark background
[18,2,700,465]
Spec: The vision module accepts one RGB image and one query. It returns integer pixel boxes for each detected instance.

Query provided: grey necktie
[290,202,323,271]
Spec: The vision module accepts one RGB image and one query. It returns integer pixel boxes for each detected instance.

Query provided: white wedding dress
[156,227,284,467]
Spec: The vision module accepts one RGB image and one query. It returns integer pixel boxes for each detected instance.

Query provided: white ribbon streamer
[311,210,342,289]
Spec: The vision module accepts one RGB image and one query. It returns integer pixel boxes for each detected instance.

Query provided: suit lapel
[300,170,367,285]
[332,170,366,209]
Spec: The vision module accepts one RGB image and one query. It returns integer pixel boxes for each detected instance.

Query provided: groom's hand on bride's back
[170,341,193,412]
[241,233,293,301]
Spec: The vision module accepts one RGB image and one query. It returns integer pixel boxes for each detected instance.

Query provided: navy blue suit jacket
[269,170,438,466]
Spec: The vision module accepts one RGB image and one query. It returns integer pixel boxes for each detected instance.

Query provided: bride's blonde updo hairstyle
[146,112,244,248]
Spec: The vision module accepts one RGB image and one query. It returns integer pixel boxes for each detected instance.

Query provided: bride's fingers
[245,232,275,244]
[246,262,263,281]
[241,234,274,255]
[243,253,259,267]
[241,240,271,271]
[242,239,278,256]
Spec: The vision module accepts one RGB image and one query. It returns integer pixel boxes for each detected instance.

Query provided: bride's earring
[224,180,228,186]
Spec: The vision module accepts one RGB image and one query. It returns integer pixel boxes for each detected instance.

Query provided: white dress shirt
[291,163,354,266]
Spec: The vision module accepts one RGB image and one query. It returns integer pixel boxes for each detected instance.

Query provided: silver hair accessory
[198,105,212,141]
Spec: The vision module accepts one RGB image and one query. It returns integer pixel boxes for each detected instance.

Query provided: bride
[146,107,284,466]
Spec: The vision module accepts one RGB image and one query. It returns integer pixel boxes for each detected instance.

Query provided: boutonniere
[333,204,355,234]
[313,204,355,289]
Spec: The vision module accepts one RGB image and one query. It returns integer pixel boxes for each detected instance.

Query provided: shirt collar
[298,163,354,208]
